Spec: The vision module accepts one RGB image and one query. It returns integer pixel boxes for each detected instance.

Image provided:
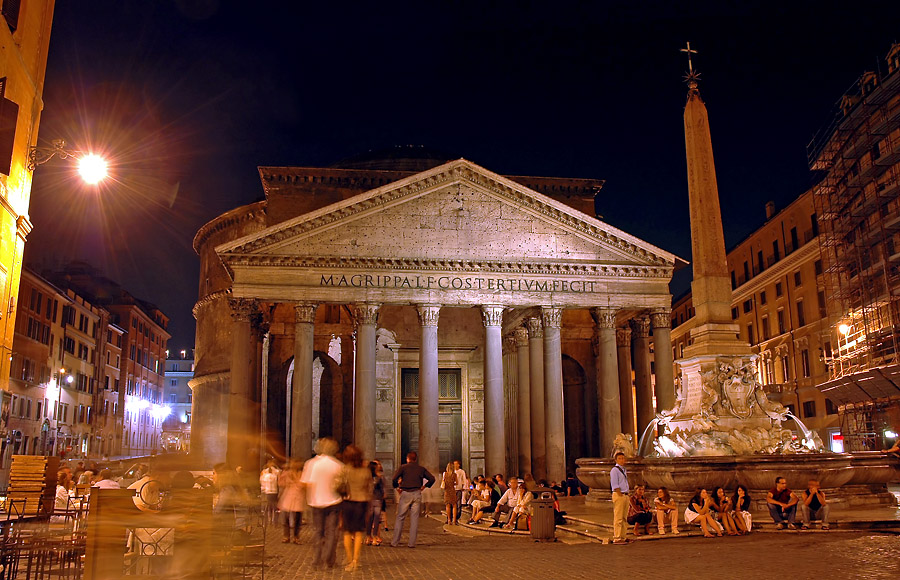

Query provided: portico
[193,159,681,481]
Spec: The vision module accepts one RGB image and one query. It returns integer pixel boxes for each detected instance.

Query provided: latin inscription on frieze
[320,274,599,293]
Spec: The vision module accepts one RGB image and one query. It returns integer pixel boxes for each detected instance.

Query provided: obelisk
[668,44,752,431]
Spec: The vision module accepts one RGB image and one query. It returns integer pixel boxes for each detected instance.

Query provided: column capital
[503,334,517,352]
[590,307,618,329]
[416,304,441,327]
[616,326,632,347]
[514,326,529,348]
[630,316,651,338]
[354,303,381,327]
[526,317,543,339]
[229,298,258,322]
[649,309,672,329]
[481,305,504,327]
[294,303,319,324]
[540,306,563,329]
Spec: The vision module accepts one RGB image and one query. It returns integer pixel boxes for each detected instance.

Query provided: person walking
[610,452,630,544]
[441,463,458,525]
[391,451,435,548]
[340,445,373,572]
[277,459,305,543]
[453,460,468,523]
[260,460,281,525]
[300,438,344,569]
[365,461,387,546]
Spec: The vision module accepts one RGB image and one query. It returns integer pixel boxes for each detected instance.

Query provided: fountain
[576,56,900,508]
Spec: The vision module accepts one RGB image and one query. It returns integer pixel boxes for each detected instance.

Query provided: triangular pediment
[217,160,680,275]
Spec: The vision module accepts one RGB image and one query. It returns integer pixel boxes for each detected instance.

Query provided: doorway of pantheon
[400,368,463,469]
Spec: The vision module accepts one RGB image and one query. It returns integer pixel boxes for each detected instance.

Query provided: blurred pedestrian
[278,459,305,543]
[340,445,373,572]
[366,461,387,546]
[260,460,281,524]
[300,438,343,570]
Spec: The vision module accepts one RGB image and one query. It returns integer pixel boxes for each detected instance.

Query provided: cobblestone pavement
[256,511,900,580]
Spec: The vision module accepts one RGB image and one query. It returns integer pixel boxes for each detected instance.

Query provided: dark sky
[23,0,900,351]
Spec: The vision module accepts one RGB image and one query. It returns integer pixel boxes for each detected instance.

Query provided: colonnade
[223,298,674,483]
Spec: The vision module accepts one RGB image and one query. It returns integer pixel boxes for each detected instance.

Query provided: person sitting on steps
[627,485,654,536]
[489,477,526,529]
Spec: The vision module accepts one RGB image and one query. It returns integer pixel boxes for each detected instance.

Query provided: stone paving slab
[255,505,900,580]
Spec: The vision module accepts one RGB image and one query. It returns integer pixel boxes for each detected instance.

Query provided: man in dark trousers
[391,452,435,547]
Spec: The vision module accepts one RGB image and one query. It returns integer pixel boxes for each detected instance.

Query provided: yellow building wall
[0,1,56,397]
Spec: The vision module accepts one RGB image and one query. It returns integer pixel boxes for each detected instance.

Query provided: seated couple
[684,486,752,537]
[767,477,830,531]
[626,485,679,536]
[487,477,532,530]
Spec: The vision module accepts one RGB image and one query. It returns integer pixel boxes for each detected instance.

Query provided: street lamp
[27,139,108,183]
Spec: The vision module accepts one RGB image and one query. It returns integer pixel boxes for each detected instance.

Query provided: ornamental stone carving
[354,303,381,327]
[514,327,529,348]
[526,317,543,339]
[541,306,563,329]
[630,316,650,338]
[481,305,504,327]
[416,304,441,327]
[616,326,632,347]
[650,309,672,329]
[376,388,393,403]
[469,389,485,403]
[229,298,258,322]
[503,335,517,352]
[295,303,319,324]
[591,307,617,329]
[375,422,394,438]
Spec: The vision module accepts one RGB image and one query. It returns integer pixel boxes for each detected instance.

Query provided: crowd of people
[609,452,831,544]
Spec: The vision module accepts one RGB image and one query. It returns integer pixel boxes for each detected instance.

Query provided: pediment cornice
[219,160,680,268]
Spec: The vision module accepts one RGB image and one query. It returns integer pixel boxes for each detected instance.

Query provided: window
[757,250,765,272]
[797,301,806,327]
[0,78,19,176]
[773,240,780,261]
[743,261,750,282]
[790,227,799,251]
[169,393,177,403]
[802,400,817,419]
[781,355,790,381]
[801,349,811,378]
[762,316,771,341]
[765,358,775,384]
[731,307,738,320]
[825,398,838,415]
[747,323,755,344]
[743,299,752,313]
[818,291,827,317]
[814,260,823,276]
[777,309,786,334]
[731,271,737,290]
[794,271,802,287]
[775,282,783,297]
[811,213,819,237]
[760,291,767,305]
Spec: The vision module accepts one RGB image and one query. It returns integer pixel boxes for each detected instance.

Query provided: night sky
[23,0,900,351]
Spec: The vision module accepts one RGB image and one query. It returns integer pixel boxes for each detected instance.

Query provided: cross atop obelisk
[680,41,697,74]
[680,41,701,90]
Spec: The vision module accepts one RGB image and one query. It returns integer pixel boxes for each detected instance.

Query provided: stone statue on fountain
[652,355,825,457]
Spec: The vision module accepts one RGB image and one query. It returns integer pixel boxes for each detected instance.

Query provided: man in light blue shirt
[610,452,630,544]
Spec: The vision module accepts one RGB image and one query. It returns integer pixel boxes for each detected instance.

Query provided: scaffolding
[808,43,900,381]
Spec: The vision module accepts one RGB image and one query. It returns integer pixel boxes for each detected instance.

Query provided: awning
[817,364,900,404]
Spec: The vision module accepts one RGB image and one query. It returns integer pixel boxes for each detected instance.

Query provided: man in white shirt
[92,469,121,489]
[453,460,468,524]
[489,477,528,528]
[300,438,343,570]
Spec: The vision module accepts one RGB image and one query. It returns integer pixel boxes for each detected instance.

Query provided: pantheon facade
[190,151,682,481]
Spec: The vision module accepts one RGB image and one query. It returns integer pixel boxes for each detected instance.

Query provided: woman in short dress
[732,484,752,534]
[684,488,722,538]
[341,445,373,572]
[442,463,458,525]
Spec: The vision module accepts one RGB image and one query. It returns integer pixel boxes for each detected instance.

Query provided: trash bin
[530,487,556,540]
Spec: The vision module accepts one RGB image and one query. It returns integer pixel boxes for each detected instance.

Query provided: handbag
[334,467,350,498]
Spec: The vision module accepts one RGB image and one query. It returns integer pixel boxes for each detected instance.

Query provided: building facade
[809,42,900,451]
[0,0,56,445]
[163,355,193,452]
[192,153,684,482]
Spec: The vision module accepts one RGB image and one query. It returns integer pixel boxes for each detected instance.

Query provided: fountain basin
[576,452,899,507]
